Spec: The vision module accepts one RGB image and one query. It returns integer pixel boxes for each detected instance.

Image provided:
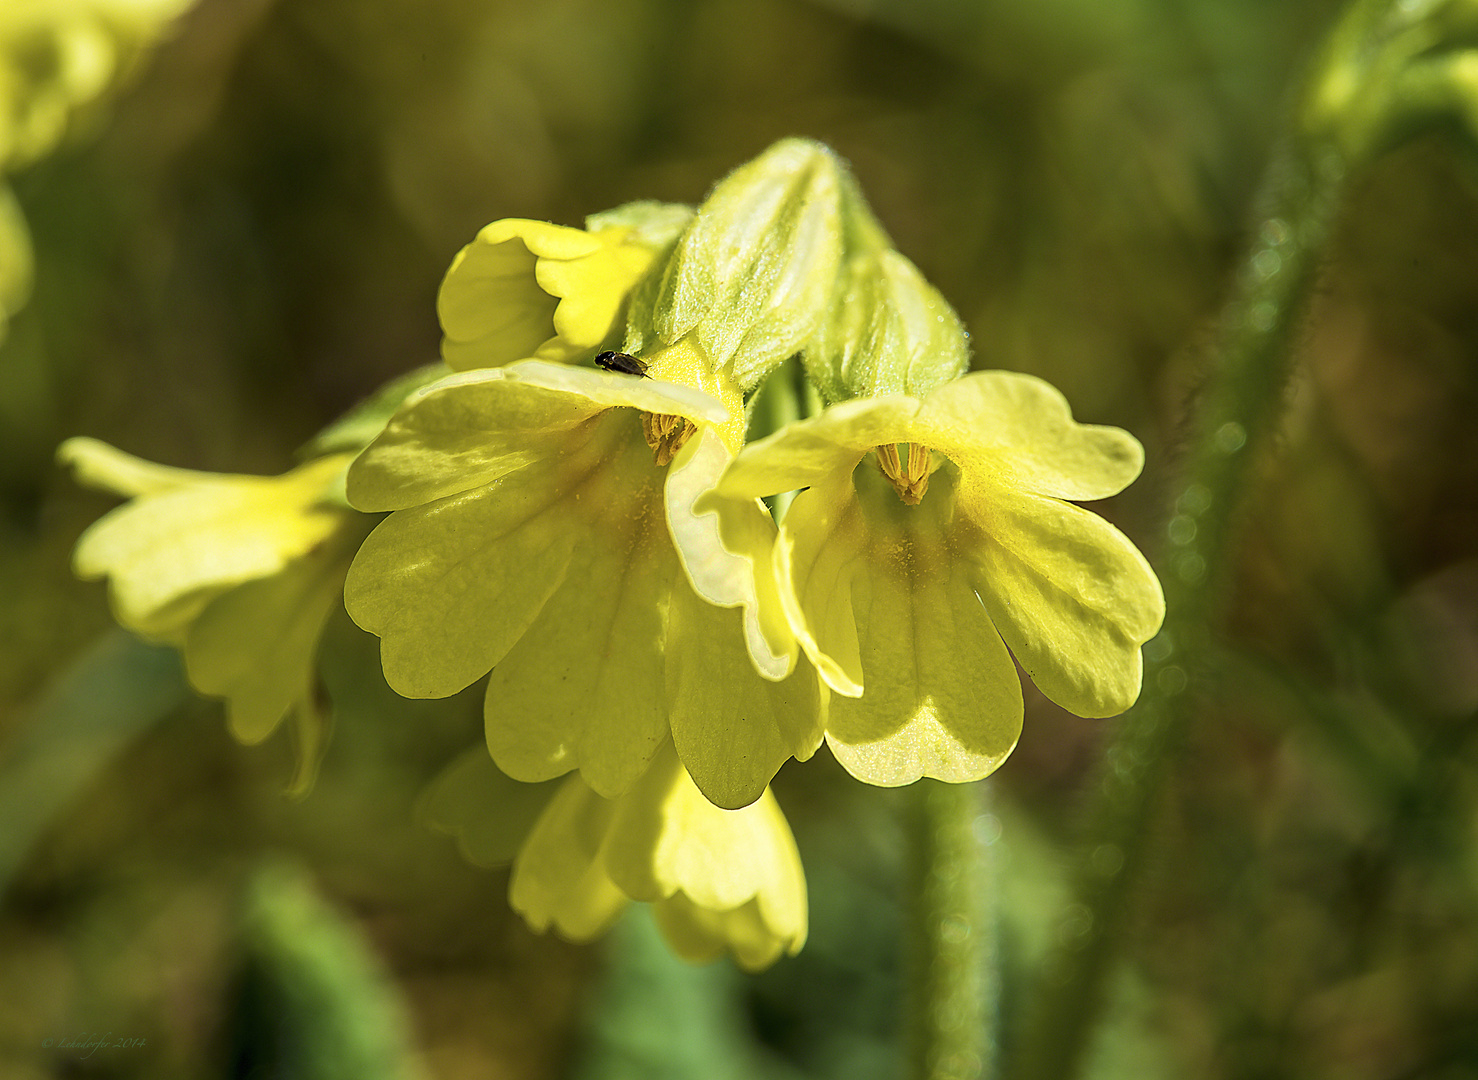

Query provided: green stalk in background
[1009,0,1478,1076]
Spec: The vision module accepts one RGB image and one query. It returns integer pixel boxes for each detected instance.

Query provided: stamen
[875,442,931,504]
[642,412,698,466]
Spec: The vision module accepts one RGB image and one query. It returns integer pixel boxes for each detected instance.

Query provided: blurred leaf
[225,861,425,1080]
[0,629,186,896]
[572,905,803,1080]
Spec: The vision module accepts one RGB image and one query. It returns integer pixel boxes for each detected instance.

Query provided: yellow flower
[0,183,30,341]
[1,0,195,172]
[0,0,197,338]
[59,437,368,795]
[438,205,691,372]
[343,349,822,811]
[709,370,1166,787]
[508,741,807,972]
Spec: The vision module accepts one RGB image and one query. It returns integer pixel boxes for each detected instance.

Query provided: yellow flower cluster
[62,139,1164,969]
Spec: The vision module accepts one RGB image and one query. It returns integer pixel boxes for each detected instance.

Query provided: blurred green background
[6,0,1478,1076]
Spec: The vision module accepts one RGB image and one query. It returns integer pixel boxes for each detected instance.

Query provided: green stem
[908,778,998,1080]
[1009,95,1354,1080]
[751,354,822,523]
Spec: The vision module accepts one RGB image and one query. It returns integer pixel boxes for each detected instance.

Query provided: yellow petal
[915,370,1144,501]
[540,238,659,349]
[598,745,808,953]
[667,426,796,681]
[825,553,1023,786]
[816,470,1024,785]
[715,395,920,502]
[438,218,667,372]
[346,362,727,512]
[281,685,332,801]
[510,359,728,425]
[481,448,674,797]
[438,219,600,370]
[69,451,352,640]
[509,776,629,940]
[653,892,805,972]
[665,585,824,810]
[59,442,360,798]
[59,437,209,497]
[773,472,868,697]
[956,485,1165,718]
[343,452,585,699]
[183,524,355,753]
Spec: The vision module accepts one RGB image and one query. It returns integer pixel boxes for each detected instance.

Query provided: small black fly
[594,351,651,378]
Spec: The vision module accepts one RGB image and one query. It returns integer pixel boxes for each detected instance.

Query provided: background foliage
[4,0,1478,1076]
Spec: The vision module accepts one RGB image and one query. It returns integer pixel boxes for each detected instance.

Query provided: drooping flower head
[340,142,935,812]
[59,437,372,795]
[708,371,1166,787]
[56,134,1170,976]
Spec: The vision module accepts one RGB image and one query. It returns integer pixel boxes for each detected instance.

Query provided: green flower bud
[632,138,850,390]
[628,138,970,403]
[584,198,695,244]
[803,241,970,404]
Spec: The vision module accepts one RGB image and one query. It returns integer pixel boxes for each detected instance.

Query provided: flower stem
[908,778,998,1080]
[1009,77,1357,1080]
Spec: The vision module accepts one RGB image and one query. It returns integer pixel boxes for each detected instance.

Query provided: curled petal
[667,426,796,681]
[439,219,660,371]
[439,220,596,369]
[346,361,726,512]
[713,395,920,501]
[773,473,867,697]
